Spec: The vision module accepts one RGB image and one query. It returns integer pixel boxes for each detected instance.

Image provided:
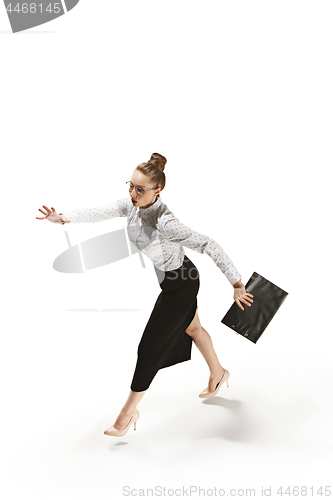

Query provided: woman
[36,152,253,437]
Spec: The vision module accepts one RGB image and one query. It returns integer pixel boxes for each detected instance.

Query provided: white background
[1,1,332,499]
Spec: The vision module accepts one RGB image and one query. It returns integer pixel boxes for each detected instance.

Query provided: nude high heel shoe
[199,369,230,398]
[104,409,140,436]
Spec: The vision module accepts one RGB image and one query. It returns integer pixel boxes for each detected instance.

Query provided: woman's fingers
[37,206,61,222]
[36,208,48,219]
[234,291,254,310]
[236,300,245,310]
[236,296,254,308]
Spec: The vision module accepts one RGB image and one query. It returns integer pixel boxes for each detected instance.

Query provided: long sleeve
[160,215,242,285]
[61,196,130,224]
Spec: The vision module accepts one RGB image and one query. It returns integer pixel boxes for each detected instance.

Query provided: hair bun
[148,153,167,172]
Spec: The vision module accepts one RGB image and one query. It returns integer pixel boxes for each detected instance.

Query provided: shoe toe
[199,387,210,397]
[104,425,119,435]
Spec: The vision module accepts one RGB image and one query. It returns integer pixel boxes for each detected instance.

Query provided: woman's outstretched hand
[233,281,254,311]
[36,205,71,224]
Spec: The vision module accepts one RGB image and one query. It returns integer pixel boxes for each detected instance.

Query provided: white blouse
[61,196,242,286]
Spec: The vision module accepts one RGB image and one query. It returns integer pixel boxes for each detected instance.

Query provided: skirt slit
[130,255,200,392]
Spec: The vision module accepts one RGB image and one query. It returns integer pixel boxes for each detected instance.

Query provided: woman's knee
[185,308,202,338]
[185,325,203,338]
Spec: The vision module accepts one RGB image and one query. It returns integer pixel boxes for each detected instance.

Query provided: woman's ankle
[211,366,225,376]
[121,405,137,414]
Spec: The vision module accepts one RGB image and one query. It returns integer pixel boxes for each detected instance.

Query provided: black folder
[221,272,288,343]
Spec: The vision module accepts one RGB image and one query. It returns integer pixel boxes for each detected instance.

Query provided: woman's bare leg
[113,309,223,428]
[186,309,226,392]
[192,327,226,392]
[113,389,146,430]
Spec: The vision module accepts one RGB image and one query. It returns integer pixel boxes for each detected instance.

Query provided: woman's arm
[160,214,254,309]
[160,215,253,311]
[59,197,131,224]
[160,215,242,286]
[233,279,244,288]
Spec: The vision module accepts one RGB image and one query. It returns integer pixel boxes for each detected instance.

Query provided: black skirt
[130,255,200,392]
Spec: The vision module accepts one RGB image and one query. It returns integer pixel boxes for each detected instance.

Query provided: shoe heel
[227,380,229,387]
[134,421,137,430]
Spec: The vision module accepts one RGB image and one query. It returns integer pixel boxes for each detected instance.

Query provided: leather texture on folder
[221,272,288,343]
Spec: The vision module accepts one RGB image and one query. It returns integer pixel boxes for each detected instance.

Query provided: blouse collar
[137,196,162,216]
